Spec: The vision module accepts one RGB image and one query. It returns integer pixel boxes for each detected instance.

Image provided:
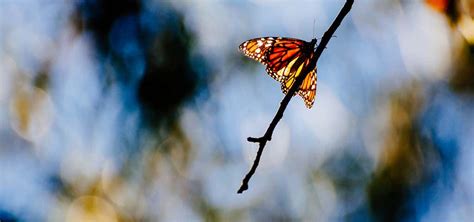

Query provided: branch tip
[237,184,248,194]
[247,136,268,143]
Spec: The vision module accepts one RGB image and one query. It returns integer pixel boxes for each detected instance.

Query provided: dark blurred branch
[238,0,354,194]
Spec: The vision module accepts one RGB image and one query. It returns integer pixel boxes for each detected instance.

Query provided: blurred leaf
[368,84,442,221]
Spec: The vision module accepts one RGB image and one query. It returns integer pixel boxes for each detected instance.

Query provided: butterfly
[239,37,318,108]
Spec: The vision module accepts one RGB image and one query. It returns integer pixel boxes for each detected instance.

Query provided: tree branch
[237,0,354,194]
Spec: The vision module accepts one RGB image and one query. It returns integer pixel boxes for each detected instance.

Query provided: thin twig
[237,0,354,194]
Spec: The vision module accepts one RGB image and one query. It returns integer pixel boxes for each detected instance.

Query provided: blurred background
[1,0,473,221]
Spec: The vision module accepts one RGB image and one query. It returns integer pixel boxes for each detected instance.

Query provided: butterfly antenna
[312,19,316,39]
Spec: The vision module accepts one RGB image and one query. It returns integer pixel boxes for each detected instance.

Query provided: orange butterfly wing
[239,37,276,65]
[239,37,304,82]
[281,67,317,108]
[265,38,306,82]
[239,37,317,108]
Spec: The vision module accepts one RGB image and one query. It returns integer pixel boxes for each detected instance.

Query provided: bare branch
[238,0,354,194]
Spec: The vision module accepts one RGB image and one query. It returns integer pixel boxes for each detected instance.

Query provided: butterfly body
[239,37,318,108]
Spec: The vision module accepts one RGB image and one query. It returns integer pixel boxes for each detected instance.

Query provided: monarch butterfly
[239,37,318,108]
